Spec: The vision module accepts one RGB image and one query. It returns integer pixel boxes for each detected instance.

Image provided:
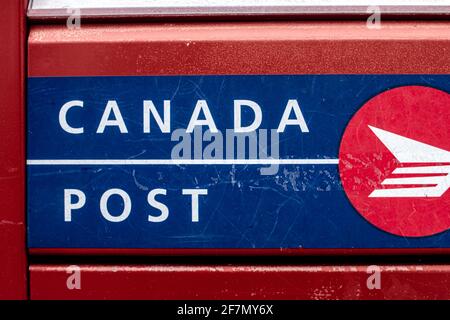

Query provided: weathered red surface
[30,264,450,300]
[0,0,27,299]
[29,21,450,77]
[27,20,450,256]
[24,15,450,301]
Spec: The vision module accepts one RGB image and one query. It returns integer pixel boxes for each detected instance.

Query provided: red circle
[339,85,450,237]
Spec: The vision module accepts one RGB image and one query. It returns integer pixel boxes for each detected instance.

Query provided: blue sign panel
[27,75,450,248]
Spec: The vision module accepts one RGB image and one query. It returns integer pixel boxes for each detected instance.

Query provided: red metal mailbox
[1,0,450,300]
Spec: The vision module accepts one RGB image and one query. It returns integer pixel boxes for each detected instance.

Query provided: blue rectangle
[27,75,450,249]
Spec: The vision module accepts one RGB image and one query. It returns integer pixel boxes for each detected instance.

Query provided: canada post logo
[339,85,450,237]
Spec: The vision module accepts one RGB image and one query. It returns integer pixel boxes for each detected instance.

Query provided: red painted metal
[27,20,450,256]
[29,21,450,77]
[23,11,450,301]
[30,264,450,300]
[0,0,27,299]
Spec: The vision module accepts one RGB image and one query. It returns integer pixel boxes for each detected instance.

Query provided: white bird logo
[368,126,450,198]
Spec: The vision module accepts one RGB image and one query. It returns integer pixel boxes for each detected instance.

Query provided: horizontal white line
[382,176,445,185]
[28,0,450,18]
[30,0,450,10]
[27,159,339,165]
[393,165,450,174]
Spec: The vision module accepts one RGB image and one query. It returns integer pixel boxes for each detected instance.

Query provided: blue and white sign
[27,75,450,249]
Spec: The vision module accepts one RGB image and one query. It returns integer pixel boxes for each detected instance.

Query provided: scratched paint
[27,75,450,249]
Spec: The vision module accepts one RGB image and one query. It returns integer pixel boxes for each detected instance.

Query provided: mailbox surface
[27,22,450,253]
[30,264,450,300]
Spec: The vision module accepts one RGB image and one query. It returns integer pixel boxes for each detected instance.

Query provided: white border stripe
[28,0,450,18]
[27,159,339,165]
[30,0,450,10]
